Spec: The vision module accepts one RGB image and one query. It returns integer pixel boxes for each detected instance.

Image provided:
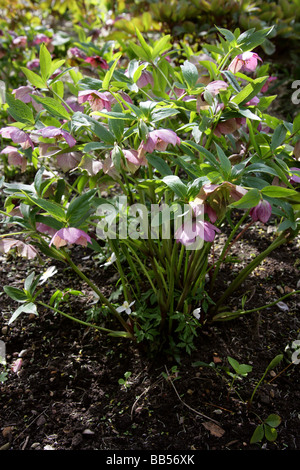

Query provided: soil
[0,217,299,452]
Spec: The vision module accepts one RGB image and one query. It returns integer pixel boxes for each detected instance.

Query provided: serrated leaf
[31,95,70,120]
[20,67,47,89]
[232,77,268,106]
[162,175,187,199]
[5,92,35,125]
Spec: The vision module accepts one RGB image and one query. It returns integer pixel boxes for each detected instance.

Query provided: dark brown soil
[0,220,299,452]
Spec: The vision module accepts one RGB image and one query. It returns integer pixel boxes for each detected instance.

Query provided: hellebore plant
[1,27,300,355]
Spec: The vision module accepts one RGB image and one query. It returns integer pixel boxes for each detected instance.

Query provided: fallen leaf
[202,421,225,437]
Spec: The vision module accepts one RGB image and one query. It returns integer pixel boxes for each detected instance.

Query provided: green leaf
[20,67,47,89]
[237,27,274,52]
[266,354,283,371]
[271,124,287,150]
[39,43,52,81]
[8,302,37,324]
[102,53,122,90]
[261,186,298,198]
[31,95,70,120]
[215,143,232,178]
[232,77,268,106]
[231,188,260,209]
[181,60,199,89]
[85,116,115,145]
[216,27,236,43]
[135,27,153,61]
[162,175,187,199]
[152,35,171,60]
[264,425,278,442]
[250,424,265,444]
[3,286,28,302]
[108,116,124,142]
[27,195,66,221]
[147,154,172,176]
[5,92,35,125]
[265,414,281,428]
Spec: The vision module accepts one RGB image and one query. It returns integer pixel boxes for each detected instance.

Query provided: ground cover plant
[0,3,299,451]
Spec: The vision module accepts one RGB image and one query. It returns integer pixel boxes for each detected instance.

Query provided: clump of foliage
[0,20,299,357]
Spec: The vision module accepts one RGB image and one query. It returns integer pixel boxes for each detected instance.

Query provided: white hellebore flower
[100,252,117,267]
[192,307,201,320]
[116,300,135,315]
[39,266,58,284]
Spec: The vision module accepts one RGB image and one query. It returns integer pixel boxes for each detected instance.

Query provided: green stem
[213,290,300,322]
[213,232,289,313]
[64,252,132,334]
[37,301,132,337]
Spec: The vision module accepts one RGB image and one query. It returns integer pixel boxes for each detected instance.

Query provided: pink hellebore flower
[49,228,91,248]
[12,85,43,112]
[78,89,113,112]
[214,118,245,137]
[175,200,221,246]
[289,167,300,184]
[36,126,76,147]
[228,52,262,74]
[205,80,229,97]
[261,76,277,93]
[85,56,109,69]
[33,33,52,45]
[137,70,154,88]
[27,58,40,70]
[123,148,147,171]
[12,36,27,47]
[138,129,180,159]
[1,145,27,172]
[0,126,34,149]
[69,47,87,59]
[250,200,272,223]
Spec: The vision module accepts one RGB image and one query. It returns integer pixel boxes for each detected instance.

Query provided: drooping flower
[0,145,27,172]
[192,307,201,320]
[12,85,43,112]
[205,80,229,96]
[78,90,113,112]
[137,70,154,88]
[138,129,180,159]
[250,200,272,223]
[68,47,87,59]
[116,300,135,315]
[85,56,109,69]
[246,96,260,106]
[261,76,277,93]
[123,148,148,171]
[0,126,34,149]
[175,200,221,246]
[0,238,38,259]
[289,167,300,184]
[33,33,52,45]
[228,51,262,74]
[36,126,76,147]
[49,228,91,248]
[214,118,245,137]
[27,58,40,70]
[12,36,27,47]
